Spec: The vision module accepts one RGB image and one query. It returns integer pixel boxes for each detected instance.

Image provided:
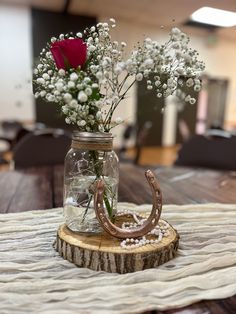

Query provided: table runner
[0,203,236,314]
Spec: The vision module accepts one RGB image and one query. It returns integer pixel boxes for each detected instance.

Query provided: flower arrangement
[33,19,205,232]
[33,19,205,132]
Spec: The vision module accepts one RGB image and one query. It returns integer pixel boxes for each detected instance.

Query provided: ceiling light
[191,7,236,27]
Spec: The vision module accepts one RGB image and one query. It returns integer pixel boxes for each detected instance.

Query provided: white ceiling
[2,0,236,40]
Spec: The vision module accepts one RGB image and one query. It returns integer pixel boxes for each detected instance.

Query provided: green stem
[82,194,93,222]
[89,150,113,220]
[103,191,113,219]
[104,79,136,132]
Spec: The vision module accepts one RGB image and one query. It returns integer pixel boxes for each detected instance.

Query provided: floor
[126,145,180,166]
[0,152,12,171]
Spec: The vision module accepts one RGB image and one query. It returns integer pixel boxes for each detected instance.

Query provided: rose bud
[50,38,87,70]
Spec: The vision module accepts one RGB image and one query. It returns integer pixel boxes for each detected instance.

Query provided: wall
[0,3,34,122]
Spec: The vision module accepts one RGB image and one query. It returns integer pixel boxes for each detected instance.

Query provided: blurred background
[1,0,236,169]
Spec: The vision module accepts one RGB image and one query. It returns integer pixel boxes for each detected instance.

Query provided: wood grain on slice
[55,218,179,274]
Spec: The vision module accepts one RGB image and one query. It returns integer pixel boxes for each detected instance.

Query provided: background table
[1,163,236,313]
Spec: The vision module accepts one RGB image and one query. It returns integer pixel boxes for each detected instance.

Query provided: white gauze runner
[0,203,236,314]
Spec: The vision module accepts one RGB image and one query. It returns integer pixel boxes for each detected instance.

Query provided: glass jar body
[63,133,119,233]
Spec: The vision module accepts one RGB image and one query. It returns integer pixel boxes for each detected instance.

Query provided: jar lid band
[71,140,112,151]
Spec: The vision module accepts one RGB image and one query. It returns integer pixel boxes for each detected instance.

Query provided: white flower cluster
[34,55,101,131]
[127,28,205,102]
[34,19,205,132]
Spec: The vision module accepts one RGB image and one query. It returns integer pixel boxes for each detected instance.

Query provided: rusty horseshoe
[94,170,162,239]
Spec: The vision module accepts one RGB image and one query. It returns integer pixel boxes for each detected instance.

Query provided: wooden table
[1,163,236,313]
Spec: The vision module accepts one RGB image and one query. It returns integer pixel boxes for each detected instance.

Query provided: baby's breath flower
[36,78,45,85]
[68,81,75,89]
[42,73,50,80]
[109,18,116,24]
[69,100,78,108]
[55,82,64,92]
[78,91,88,103]
[84,77,91,83]
[114,65,122,75]
[65,117,71,124]
[40,91,46,97]
[51,37,57,43]
[47,95,55,102]
[96,111,102,119]
[136,73,143,81]
[76,83,84,90]
[85,87,92,96]
[46,52,52,58]
[171,27,181,35]
[64,93,72,103]
[77,120,86,126]
[186,78,194,87]
[88,45,96,53]
[194,85,201,92]
[115,117,123,124]
[58,69,66,76]
[96,71,103,80]
[185,95,191,102]
[70,73,78,81]
[33,19,204,132]
[190,98,196,104]
[62,105,69,114]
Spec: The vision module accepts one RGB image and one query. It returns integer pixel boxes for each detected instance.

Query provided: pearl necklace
[117,210,170,250]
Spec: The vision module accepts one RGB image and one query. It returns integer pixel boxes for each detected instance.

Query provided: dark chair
[118,121,152,165]
[118,124,136,162]
[13,129,71,169]
[2,120,22,131]
[134,121,152,165]
[174,134,236,170]
[14,127,31,145]
[0,120,23,148]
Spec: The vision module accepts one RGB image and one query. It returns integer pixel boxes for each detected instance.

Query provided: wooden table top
[1,163,236,313]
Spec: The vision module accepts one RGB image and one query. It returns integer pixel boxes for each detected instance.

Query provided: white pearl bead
[118,208,169,249]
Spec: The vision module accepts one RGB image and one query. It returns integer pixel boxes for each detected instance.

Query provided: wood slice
[55,219,179,274]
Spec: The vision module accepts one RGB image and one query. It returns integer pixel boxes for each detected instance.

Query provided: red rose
[50,38,87,70]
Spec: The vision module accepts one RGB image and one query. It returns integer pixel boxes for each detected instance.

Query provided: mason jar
[63,132,119,233]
